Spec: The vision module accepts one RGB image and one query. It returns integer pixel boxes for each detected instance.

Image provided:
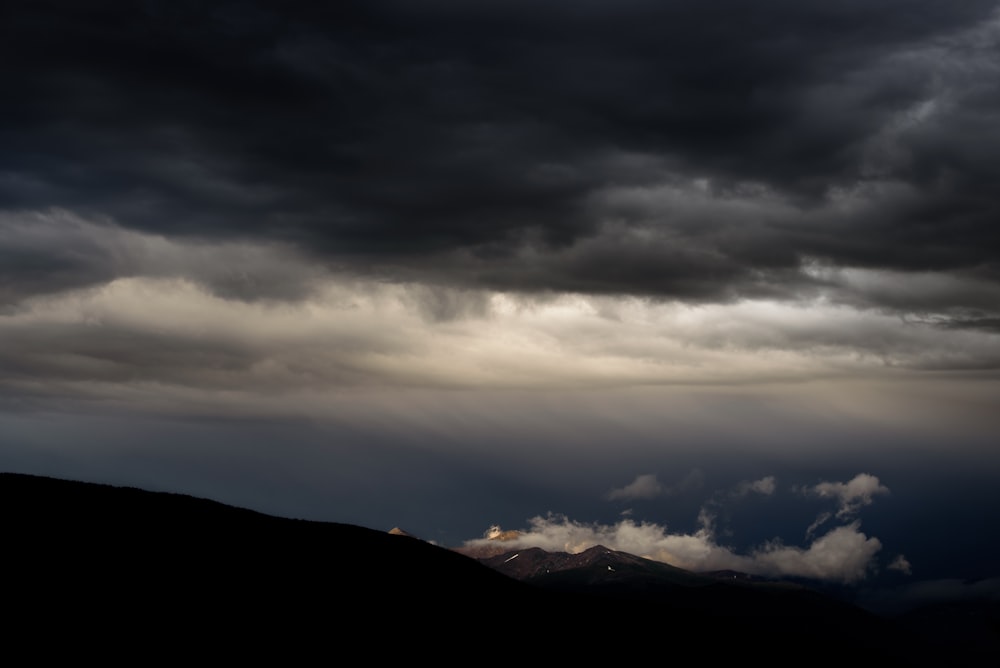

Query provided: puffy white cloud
[750,523,883,584]
[463,512,883,584]
[469,513,745,572]
[464,476,887,585]
[808,473,890,518]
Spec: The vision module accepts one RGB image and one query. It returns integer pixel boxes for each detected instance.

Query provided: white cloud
[734,475,776,497]
[606,473,663,501]
[805,511,834,539]
[462,512,883,584]
[808,473,890,519]
[606,470,705,502]
[750,523,883,584]
[889,554,912,575]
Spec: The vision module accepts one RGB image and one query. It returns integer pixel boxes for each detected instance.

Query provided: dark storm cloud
[3,0,1000,307]
[0,211,327,304]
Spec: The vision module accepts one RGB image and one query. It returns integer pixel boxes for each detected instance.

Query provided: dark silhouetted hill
[1,472,976,665]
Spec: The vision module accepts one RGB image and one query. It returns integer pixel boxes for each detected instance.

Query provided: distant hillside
[0,472,973,664]
[474,543,900,640]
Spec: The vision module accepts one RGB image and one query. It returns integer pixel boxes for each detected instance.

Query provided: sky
[2,1,999,607]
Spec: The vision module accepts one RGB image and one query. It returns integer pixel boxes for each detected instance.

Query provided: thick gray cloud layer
[3,1,1000,319]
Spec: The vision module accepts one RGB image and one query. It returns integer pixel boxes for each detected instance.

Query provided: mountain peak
[484,524,521,541]
[478,543,711,588]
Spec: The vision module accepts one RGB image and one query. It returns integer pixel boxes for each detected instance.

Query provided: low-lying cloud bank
[464,474,898,585]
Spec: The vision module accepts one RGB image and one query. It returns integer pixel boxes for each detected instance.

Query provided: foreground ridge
[0,472,966,665]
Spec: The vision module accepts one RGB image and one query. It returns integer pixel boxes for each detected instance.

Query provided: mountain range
[2,472,992,664]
